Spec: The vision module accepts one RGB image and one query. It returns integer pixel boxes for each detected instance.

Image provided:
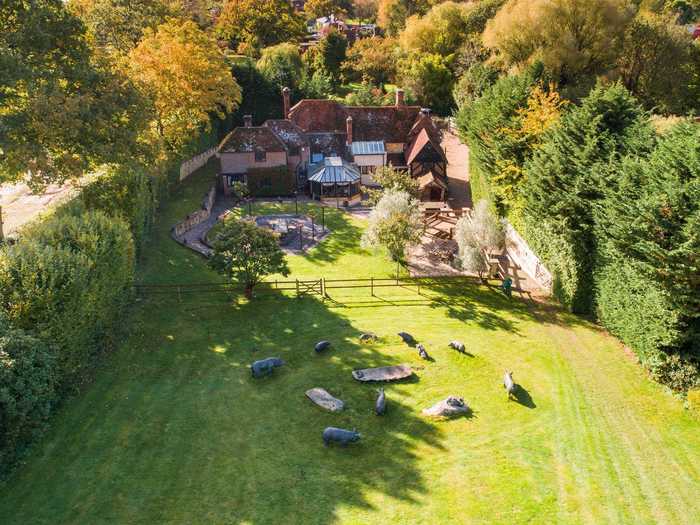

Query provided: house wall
[353,153,386,186]
[219,151,287,173]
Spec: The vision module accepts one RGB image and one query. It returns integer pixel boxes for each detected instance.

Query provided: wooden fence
[134,274,490,301]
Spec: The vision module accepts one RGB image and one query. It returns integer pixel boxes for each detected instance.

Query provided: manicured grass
[1,166,698,524]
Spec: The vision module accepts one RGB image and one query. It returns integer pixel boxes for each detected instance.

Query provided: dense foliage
[361,189,424,262]
[458,77,699,392]
[209,219,290,298]
[0,320,57,470]
[246,167,297,197]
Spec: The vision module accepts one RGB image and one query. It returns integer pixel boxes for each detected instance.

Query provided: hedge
[79,163,157,252]
[0,321,57,471]
[0,211,134,386]
[247,166,295,197]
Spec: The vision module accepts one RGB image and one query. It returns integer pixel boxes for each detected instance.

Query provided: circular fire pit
[253,214,330,253]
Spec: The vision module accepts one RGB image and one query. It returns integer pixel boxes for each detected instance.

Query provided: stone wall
[172,185,216,237]
[180,147,217,181]
[504,222,553,292]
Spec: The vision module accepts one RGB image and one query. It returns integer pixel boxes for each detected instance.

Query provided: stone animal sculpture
[375,388,386,415]
[504,370,515,399]
[251,357,285,378]
[398,332,415,345]
[449,340,466,353]
[322,427,361,447]
[359,332,378,343]
[315,340,331,353]
[422,396,470,418]
[416,344,430,360]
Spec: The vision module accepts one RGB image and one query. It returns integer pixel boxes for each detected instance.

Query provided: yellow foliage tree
[483,0,633,83]
[128,19,241,151]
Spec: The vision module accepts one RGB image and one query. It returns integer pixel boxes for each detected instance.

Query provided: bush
[648,353,700,394]
[0,323,57,471]
[79,163,157,251]
[0,211,135,385]
[246,167,295,197]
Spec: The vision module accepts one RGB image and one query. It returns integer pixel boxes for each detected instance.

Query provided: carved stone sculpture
[449,341,466,353]
[422,396,470,418]
[306,388,345,412]
[315,340,331,353]
[417,344,430,360]
[504,371,515,399]
[322,427,361,446]
[359,332,378,343]
[352,364,413,382]
[397,332,415,345]
[250,357,285,378]
[375,388,386,415]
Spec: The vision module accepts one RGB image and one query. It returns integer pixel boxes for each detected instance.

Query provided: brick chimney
[395,89,405,107]
[243,115,253,127]
[346,116,353,145]
[282,87,291,119]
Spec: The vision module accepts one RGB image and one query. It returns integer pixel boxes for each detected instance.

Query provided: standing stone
[306,388,345,412]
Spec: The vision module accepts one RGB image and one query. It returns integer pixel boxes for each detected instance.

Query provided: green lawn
[1,166,698,524]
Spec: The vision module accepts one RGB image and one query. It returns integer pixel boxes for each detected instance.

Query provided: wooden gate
[295,278,324,298]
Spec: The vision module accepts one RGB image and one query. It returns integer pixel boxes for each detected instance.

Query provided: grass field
[0,165,698,524]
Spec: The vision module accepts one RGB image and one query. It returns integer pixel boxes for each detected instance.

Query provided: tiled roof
[308,157,361,184]
[405,128,447,165]
[263,119,308,149]
[345,106,422,143]
[218,127,287,154]
[418,172,448,191]
[288,100,423,143]
[307,132,348,158]
[351,141,385,155]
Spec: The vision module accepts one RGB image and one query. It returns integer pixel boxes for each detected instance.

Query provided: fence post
[370,276,374,297]
[321,277,326,300]
[296,278,300,298]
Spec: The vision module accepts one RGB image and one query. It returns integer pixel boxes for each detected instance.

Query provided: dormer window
[254,149,266,162]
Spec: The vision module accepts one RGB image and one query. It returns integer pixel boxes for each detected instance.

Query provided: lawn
[0,166,698,525]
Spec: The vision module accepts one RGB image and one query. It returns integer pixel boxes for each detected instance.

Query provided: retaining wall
[180,147,217,181]
[172,185,216,237]
[504,222,553,292]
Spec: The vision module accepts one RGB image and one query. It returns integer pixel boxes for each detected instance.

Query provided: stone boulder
[352,364,413,382]
[305,388,345,412]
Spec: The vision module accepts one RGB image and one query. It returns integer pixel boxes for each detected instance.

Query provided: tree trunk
[244,283,254,299]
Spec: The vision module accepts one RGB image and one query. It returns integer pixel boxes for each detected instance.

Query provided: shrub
[648,353,700,394]
[79,163,157,250]
[0,211,134,385]
[0,323,57,470]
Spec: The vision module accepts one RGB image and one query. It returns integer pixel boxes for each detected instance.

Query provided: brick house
[216,88,448,201]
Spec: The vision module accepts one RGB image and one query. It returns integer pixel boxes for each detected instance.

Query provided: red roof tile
[218,127,287,154]
[405,128,447,165]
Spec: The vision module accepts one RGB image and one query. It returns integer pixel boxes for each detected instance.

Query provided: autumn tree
[400,2,475,57]
[617,14,700,115]
[209,219,290,299]
[453,63,499,110]
[343,36,399,85]
[354,0,379,21]
[257,43,303,90]
[68,0,173,53]
[483,0,633,85]
[215,0,306,52]
[1,0,149,188]
[377,0,430,36]
[128,19,241,151]
[455,200,505,280]
[344,81,392,106]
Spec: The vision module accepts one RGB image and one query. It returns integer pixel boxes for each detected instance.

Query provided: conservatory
[307,157,362,207]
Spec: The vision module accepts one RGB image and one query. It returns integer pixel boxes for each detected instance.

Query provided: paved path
[1,181,76,239]
[174,197,235,257]
[442,132,471,210]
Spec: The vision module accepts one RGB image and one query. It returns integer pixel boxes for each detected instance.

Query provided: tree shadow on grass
[151,294,446,524]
